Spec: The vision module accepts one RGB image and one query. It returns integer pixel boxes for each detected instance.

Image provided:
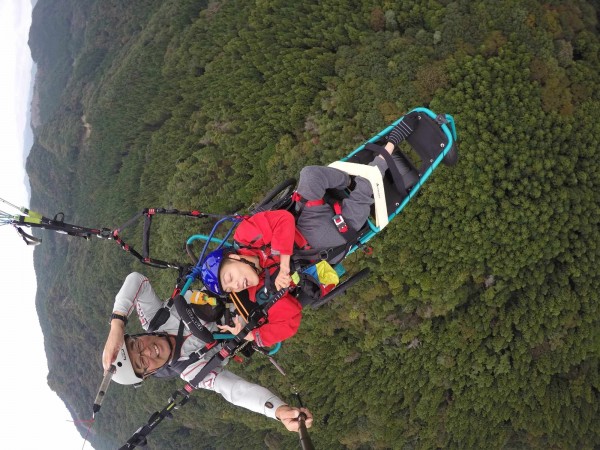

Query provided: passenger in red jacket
[202,114,418,345]
[203,210,302,347]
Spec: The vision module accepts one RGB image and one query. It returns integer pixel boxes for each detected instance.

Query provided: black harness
[151,294,221,379]
[291,190,359,238]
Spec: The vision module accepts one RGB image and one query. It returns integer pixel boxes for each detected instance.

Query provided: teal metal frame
[342,107,457,256]
[177,107,456,356]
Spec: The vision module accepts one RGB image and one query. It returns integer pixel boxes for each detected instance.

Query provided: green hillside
[26,0,600,448]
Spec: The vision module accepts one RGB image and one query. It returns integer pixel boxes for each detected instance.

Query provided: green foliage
[24,0,600,448]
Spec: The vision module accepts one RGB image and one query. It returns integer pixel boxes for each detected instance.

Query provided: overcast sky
[0,1,92,448]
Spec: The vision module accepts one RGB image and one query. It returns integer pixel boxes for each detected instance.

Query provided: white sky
[0,1,92,448]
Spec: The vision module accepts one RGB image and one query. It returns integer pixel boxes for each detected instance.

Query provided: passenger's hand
[275,405,313,432]
[275,269,291,291]
[218,316,254,341]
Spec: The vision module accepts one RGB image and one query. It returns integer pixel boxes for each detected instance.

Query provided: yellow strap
[26,209,43,220]
[22,215,42,224]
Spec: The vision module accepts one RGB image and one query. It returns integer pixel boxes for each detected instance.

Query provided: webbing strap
[364,143,407,197]
[292,242,351,264]
[292,191,351,234]
[291,191,325,217]
[171,321,186,362]
[174,294,216,344]
[291,191,326,208]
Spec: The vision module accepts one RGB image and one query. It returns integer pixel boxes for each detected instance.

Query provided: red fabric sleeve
[235,211,296,256]
[252,293,302,347]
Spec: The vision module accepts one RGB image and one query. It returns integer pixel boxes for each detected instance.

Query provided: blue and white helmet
[200,248,227,296]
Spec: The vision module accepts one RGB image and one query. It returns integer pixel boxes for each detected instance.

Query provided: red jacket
[234,211,302,347]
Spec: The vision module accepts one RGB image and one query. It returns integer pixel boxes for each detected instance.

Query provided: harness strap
[171,321,186,362]
[364,143,407,197]
[155,339,219,379]
[147,265,191,332]
[292,192,350,234]
[291,191,325,208]
[174,294,217,344]
[292,241,352,264]
[330,201,348,233]
[257,266,280,305]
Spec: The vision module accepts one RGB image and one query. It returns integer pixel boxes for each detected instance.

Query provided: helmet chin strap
[236,256,261,274]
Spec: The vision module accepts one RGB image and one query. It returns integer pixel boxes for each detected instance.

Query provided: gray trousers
[295,158,388,262]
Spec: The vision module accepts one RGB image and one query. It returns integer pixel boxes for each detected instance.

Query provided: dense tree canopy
[25,0,600,448]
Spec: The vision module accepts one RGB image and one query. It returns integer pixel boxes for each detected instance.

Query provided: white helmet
[111,340,143,386]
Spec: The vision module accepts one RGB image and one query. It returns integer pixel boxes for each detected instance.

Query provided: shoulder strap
[171,321,186,362]
[173,294,216,344]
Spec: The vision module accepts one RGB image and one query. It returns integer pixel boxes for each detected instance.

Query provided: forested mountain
[26,0,599,448]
